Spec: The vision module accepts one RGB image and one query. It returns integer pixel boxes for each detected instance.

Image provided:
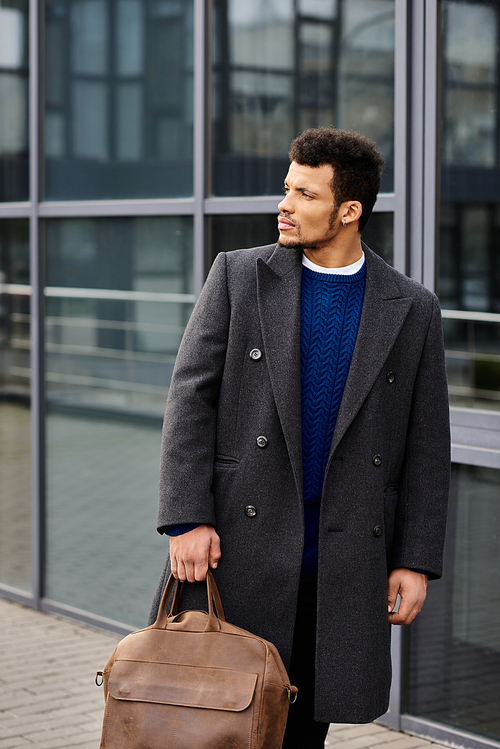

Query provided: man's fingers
[168,525,222,582]
[209,535,222,569]
[387,568,427,625]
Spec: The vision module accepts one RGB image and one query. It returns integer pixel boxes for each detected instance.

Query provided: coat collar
[256,242,413,495]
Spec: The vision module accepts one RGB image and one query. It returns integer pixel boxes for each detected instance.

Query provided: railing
[2,285,500,404]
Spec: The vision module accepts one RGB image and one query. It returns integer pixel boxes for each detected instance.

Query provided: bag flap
[108,659,258,712]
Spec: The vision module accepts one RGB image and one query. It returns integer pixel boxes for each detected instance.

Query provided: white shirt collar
[302,251,365,276]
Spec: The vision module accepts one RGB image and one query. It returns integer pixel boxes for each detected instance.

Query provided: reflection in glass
[212,0,394,196]
[0,0,29,201]
[408,464,500,743]
[0,219,31,591]
[44,216,193,626]
[439,1,500,411]
[209,212,393,268]
[45,0,194,199]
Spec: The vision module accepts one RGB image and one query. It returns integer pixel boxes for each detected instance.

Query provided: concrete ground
[0,596,451,749]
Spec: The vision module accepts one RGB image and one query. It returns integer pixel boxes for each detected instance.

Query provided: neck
[303,234,363,269]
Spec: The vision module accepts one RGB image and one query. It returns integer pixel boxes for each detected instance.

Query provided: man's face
[277,162,340,250]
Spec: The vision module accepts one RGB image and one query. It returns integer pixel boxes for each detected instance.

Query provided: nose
[278,193,293,214]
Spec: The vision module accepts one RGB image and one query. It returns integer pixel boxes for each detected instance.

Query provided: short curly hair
[289,127,385,232]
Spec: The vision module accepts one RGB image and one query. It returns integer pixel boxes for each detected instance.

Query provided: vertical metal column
[193,0,207,295]
[381,3,409,726]
[409,0,425,283]
[392,0,409,276]
[422,0,439,292]
[29,0,44,607]
[409,0,439,289]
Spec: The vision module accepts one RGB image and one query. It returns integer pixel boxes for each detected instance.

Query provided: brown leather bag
[97,571,297,748]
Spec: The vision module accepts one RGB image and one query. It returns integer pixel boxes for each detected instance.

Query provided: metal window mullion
[409,0,425,283]
[392,0,408,276]
[29,0,44,608]
[381,0,410,724]
[38,199,196,217]
[422,0,439,292]
[193,0,207,296]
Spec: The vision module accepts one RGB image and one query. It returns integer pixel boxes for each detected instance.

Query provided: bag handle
[153,570,226,632]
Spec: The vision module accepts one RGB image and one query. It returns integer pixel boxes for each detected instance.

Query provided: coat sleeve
[391,295,451,579]
[156,252,230,532]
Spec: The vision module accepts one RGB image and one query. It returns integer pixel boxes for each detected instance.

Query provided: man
[149,128,450,748]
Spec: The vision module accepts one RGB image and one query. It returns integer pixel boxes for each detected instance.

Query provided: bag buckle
[95,671,103,687]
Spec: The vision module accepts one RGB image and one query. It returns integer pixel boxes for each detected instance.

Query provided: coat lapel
[329,245,413,456]
[256,246,303,499]
[256,243,414,495]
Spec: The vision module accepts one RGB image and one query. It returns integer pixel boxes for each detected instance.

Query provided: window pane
[44,0,194,200]
[438,0,500,411]
[209,212,393,267]
[212,0,394,196]
[44,216,193,626]
[408,464,500,743]
[0,219,31,591]
[0,0,29,202]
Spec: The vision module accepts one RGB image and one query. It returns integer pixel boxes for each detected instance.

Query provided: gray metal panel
[378,626,404,731]
[409,0,425,283]
[422,0,439,292]
[383,2,410,728]
[29,0,43,607]
[0,583,36,607]
[41,599,134,638]
[400,716,500,749]
[38,200,195,217]
[392,0,408,275]
[193,0,207,296]
[450,408,500,468]
[0,204,32,217]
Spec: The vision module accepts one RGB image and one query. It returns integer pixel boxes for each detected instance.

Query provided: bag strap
[153,570,226,631]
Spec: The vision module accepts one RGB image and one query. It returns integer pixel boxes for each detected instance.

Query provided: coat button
[256,436,268,448]
[245,505,257,518]
[373,525,383,537]
[372,454,382,466]
[249,348,262,360]
[386,371,395,384]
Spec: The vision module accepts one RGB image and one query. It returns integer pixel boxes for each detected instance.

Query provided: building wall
[1,1,499,746]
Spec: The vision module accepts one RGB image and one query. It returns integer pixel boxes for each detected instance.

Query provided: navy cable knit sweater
[300,262,366,575]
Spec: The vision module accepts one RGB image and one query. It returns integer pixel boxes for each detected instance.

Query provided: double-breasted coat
[149,242,450,724]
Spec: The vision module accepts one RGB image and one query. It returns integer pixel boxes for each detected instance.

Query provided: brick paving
[0,596,451,749]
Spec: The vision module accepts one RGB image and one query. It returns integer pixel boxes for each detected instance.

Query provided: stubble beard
[277,205,340,251]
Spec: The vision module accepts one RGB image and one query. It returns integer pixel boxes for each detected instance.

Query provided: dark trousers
[281,575,330,749]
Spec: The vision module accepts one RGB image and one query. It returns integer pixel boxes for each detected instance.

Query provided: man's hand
[169,524,221,583]
[388,568,428,625]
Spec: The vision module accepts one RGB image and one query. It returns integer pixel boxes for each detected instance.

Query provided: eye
[282,186,289,194]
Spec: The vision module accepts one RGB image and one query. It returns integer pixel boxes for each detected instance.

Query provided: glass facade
[0,219,31,591]
[408,463,500,743]
[0,0,29,201]
[44,216,193,624]
[210,212,393,266]
[45,0,194,199]
[212,0,395,196]
[0,2,499,747]
[439,0,500,411]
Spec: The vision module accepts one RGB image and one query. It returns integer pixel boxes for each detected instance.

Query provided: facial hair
[277,204,340,251]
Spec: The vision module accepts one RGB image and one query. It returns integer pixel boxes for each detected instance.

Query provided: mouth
[278,215,296,231]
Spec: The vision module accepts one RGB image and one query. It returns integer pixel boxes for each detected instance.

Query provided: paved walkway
[0,596,450,749]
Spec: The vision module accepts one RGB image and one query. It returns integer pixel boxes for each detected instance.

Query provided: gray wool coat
[149,242,450,724]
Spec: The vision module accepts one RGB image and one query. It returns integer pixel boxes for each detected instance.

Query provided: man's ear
[341,201,362,228]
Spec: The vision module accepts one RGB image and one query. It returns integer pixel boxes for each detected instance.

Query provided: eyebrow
[284,181,319,197]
